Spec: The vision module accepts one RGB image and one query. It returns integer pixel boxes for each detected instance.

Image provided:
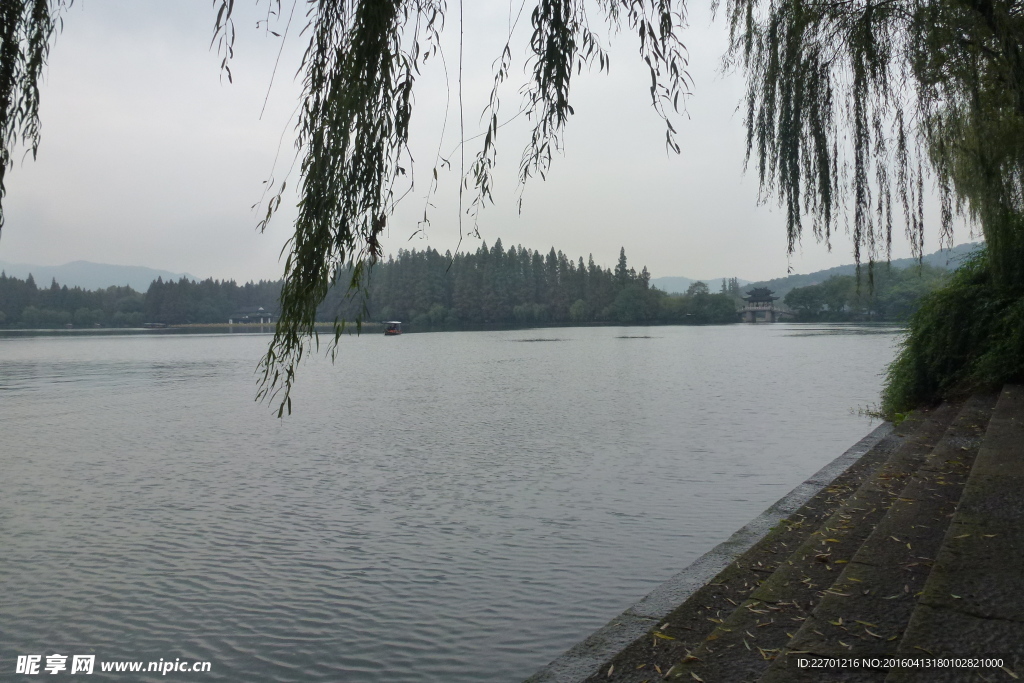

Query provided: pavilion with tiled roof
[740,287,781,323]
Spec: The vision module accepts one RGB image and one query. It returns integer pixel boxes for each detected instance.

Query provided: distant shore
[0,321,380,335]
[0,321,907,337]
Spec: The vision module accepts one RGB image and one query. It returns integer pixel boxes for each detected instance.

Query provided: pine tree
[614,248,630,288]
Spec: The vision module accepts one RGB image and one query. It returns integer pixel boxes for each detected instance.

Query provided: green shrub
[882,247,1024,416]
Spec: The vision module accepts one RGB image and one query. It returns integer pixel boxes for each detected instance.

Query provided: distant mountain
[742,242,981,299]
[0,260,199,291]
[651,275,753,294]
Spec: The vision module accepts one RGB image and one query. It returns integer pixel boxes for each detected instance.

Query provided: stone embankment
[528,386,1024,682]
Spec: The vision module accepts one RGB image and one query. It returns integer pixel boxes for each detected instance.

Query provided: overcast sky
[0,1,973,283]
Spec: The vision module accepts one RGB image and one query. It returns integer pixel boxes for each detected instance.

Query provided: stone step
[531,421,900,683]
[661,402,962,683]
[885,385,1024,683]
[757,394,997,682]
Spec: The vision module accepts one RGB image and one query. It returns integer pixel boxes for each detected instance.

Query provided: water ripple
[1,326,896,681]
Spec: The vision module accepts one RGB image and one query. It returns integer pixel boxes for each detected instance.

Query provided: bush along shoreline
[882,246,1024,417]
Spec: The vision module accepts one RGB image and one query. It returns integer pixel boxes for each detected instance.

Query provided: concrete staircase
[580,386,1024,683]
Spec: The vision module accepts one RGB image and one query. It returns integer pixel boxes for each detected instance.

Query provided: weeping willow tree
[723,0,1024,411]
[1,0,1021,413]
[724,0,1024,280]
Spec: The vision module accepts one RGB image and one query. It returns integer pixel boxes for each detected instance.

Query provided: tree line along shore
[0,240,952,330]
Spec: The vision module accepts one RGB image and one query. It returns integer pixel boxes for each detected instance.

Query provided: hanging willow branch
[246,0,446,415]
[210,0,691,415]
[0,0,64,235]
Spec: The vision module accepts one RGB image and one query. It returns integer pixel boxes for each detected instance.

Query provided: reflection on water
[0,324,897,682]
[784,323,906,337]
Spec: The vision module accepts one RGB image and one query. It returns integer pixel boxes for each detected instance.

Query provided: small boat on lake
[383,321,402,336]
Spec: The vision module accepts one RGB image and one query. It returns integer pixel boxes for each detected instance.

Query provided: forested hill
[0,241,739,328]
[744,242,981,299]
[783,263,952,321]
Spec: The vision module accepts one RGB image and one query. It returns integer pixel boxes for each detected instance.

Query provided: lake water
[1,324,899,682]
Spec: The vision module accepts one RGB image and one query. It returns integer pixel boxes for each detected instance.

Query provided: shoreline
[529,388,1024,682]
[525,421,895,682]
[0,320,905,337]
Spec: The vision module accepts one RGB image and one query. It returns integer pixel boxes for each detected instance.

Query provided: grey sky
[0,1,970,284]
